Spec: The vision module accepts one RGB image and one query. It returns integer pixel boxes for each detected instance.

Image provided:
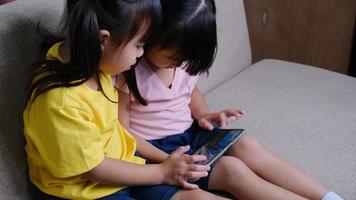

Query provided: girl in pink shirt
[118,0,342,199]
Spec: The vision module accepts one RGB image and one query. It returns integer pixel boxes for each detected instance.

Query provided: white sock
[322,191,344,200]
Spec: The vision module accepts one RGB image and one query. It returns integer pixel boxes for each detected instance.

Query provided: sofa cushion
[204,59,356,199]
[198,0,251,94]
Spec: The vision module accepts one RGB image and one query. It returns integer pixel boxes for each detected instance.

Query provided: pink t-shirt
[127,59,199,140]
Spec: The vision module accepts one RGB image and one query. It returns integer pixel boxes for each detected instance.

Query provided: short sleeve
[29,106,104,178]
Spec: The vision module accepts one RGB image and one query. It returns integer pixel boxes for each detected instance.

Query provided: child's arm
[189,86,246,130]
[118,90,168,162]
[135,135,169,162]
[189,87,210,120]
[84,145,210,189]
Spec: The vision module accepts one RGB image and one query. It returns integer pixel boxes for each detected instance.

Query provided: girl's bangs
[131,0,161,47]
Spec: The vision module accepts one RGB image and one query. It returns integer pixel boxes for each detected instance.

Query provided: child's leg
[171,189,231,200]
[131,184,230,200]
[208,156,307,200]
[225,134,327,200]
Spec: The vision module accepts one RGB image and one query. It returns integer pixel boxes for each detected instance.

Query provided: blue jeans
[29,182,134,200]
[131,123,217,200]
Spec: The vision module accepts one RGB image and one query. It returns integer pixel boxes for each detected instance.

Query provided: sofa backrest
[0,0,63,199]
[197,0,252,94]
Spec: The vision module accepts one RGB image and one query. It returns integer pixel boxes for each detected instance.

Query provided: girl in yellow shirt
[23,0,210,199]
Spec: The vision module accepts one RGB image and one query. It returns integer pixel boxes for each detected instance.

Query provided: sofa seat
[202,59,356,199]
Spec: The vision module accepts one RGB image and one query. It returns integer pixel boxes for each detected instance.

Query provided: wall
[244,0,356,75]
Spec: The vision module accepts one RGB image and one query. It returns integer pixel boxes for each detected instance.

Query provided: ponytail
[123,62,147,106]
[26,0,101,106]
[26,0,161,107]
[66,0,101,79]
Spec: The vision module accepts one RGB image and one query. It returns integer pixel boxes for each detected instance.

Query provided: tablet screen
[193,129,244,166]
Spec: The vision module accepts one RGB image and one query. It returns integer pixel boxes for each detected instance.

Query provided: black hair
[157,0,217,75]
[125,0,217,106]
[25,0,161,107]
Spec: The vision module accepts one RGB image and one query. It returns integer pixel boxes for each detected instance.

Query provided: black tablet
[193,129,245,166]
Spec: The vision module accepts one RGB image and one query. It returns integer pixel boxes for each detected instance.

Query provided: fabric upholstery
[0,0,63,199]
[0,0,354,199]
[197,0,251,94]
[205,59,356,199]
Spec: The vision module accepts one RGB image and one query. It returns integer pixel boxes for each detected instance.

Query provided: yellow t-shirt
[23,42,145,199]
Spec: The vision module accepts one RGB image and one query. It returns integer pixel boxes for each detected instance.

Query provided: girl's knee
[209,156,256,192]
[230,134,265,156]
[212,156,251,181]
[172,189,225,200]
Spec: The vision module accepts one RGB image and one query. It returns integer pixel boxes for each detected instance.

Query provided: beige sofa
[0,0,355,199]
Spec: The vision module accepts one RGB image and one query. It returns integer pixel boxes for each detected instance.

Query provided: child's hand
[160,145,210,189]
[198,109,246,130]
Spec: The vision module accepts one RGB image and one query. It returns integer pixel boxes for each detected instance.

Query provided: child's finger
[180,180,199,190]
[187,164,210,172]
[219,112,228,127]
[183,154,206,164]
[184,171,208,180]
[225,109,245,118]
[226,116,237,124]
[198,118,214,130]
[239,110,246,115]
[171,145,190,157]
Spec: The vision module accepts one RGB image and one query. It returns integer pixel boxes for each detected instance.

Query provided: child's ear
[99,30,111,50]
